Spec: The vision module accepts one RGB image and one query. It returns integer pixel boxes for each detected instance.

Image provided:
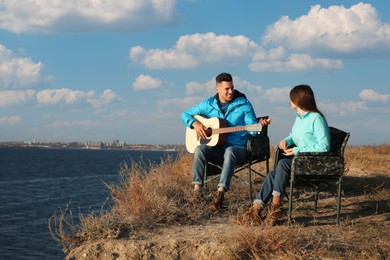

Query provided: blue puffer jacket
[181,90,258,148]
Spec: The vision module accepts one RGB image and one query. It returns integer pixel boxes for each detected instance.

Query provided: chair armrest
[273,146,294,170]
[296,151,339,156]
[292,154,345,176]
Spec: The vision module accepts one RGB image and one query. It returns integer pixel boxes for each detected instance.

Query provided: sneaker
[264,203,285,226]
[233,207,263,226]
[209,191,224,211]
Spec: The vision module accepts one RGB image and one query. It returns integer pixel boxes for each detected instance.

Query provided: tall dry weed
[226,225,320,259]
[108,153,210,227]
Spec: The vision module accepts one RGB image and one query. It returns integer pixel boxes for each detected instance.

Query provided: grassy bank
[49,145,390,259]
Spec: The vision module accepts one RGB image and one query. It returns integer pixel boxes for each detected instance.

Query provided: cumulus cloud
[0,115,22,125]
[129,4,390,73]
[263,3,390,54]
[0,0,177,34]
[36,88,120,108]
[359,89,390,102]
[0,44,43,88]
[130,32,259,69]
[250,52,343,72]
[321,100,368,116]
[87,89,121,108]
[185,78,215,96]
[234,77,263,94]
[36,88,95,105]
[320,88,390,116]
[0,90,35,106]
[132,74,162,91]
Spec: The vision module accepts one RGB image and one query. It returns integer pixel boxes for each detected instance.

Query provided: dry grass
[50,145,390,258]
[344,144,390,174]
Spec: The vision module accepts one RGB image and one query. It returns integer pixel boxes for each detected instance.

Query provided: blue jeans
[192,144,248,191]
[254,158,292,208]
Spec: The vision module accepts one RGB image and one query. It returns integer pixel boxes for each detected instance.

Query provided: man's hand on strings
[192,121,207,140]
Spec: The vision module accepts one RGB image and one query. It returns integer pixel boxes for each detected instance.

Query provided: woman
[237,84,330,225]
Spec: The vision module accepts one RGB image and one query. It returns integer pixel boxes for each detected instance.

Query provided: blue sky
[0,0,389,146]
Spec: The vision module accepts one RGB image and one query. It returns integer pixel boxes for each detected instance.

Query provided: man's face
[216,81,234,103]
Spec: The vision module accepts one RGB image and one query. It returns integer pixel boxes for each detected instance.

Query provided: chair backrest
[329,127,350,156]
[247,116,270,163]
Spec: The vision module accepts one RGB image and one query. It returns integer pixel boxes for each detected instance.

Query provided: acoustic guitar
[185,115,262,153]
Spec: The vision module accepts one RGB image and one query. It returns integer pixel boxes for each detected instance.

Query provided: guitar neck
[212,125,249,135]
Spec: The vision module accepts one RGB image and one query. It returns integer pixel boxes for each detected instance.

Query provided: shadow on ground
[285,174,390,226]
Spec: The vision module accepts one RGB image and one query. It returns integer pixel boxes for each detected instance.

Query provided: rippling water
[0,148,176,259]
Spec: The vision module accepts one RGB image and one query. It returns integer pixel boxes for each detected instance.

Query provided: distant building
[88,141,103,149]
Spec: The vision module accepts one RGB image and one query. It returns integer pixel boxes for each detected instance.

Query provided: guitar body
[185,115,226,153]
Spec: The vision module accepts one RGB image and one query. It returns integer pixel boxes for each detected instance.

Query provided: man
[181,72,270,211]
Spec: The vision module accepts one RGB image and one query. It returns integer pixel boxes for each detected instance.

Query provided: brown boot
[233,206,263,226]
[264,203,285,226]
[209,191,224,211]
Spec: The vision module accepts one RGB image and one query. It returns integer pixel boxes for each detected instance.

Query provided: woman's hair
[290,84,325,118]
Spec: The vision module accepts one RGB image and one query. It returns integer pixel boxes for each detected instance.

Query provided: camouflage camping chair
[273,126,350,224]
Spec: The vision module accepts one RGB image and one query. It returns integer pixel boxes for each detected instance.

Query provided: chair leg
[248,164,253,202]
[336,176,343,224]
[204,172,209,195]
[288,175,294,225]
[314,189,319,213]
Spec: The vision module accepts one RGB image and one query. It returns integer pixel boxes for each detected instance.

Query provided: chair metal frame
[204,116,270,201]
[274,126,350,224]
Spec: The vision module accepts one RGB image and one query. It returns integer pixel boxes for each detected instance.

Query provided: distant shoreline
[0,142,186,152]
[0,145,183,152]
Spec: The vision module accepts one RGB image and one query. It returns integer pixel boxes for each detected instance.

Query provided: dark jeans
[191,144,248,191]
[254,158,292,207]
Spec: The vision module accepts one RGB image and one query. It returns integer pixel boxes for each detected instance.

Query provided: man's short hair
[216,72,233,83]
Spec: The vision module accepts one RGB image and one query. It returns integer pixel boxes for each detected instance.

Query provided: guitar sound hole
[205,128,212,138]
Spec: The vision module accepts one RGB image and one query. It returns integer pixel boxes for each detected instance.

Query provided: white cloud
[36,88,120,108]
[36,88,95,105]
[157,96,203,111]
[321,100,367,116]
[130,32,260,69]
[0,115,22,125]
[359,89,390,102]
[0,90,35,106]
[129,4,390,73]
[47,120,100,129]
[264,87,291,103]
[0,0,177,34]
[87,89,121,108]
[250,52,343,72]
[132,74,162,91]
[234,77,263,94]
[263,3,390,54]
[320,89,390,116]
[0,44,43,88]
[185,78,215,96]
